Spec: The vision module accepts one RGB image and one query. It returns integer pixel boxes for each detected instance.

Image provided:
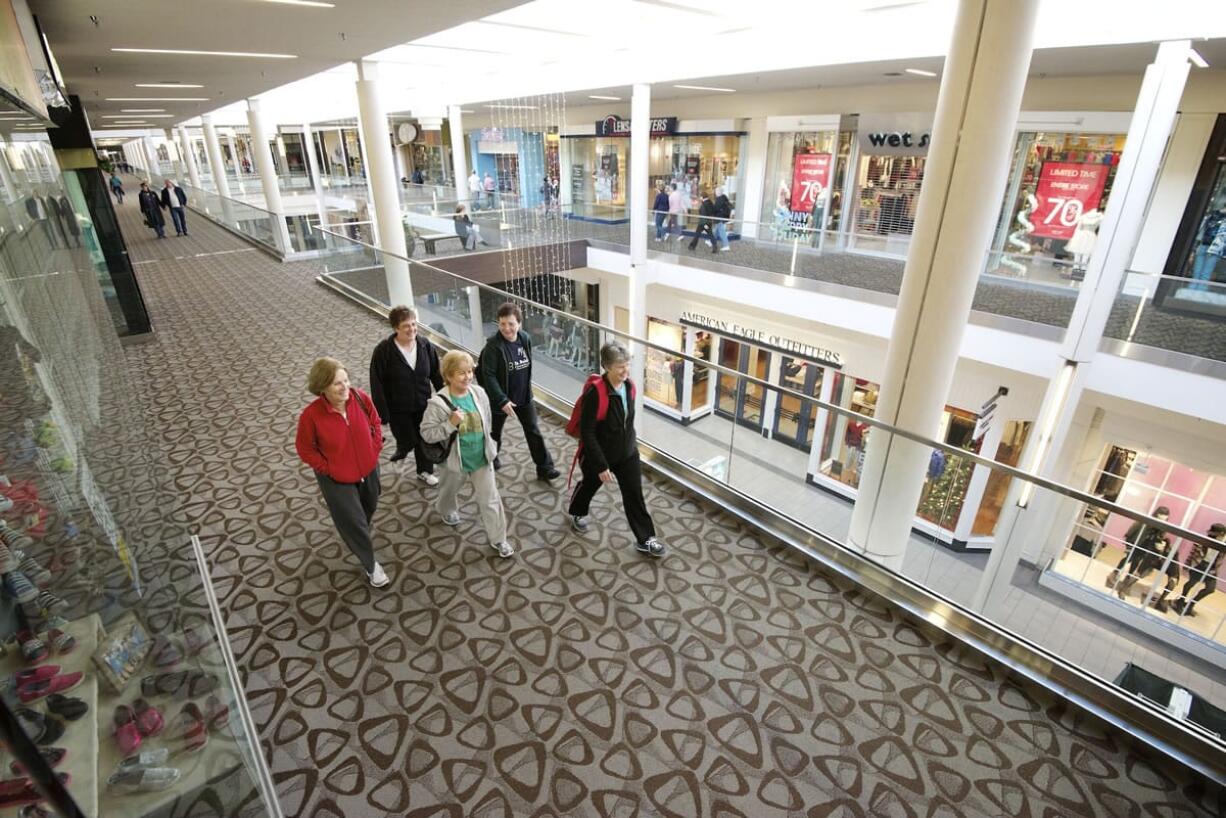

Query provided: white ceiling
[30,0,525,128]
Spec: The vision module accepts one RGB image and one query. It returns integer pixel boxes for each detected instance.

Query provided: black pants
[490,401,555,474]
[315,468,380,573]
[389,409,433,474]
[689,222,716,252]
[568,453,655,544]
[1179,560,1219,606]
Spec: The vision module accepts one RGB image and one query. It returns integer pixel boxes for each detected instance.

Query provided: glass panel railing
[310,222,1226,758]
[1101,274,1226,364]
[180,184,283,254]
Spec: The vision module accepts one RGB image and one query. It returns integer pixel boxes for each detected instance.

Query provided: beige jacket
[420,383,499,472]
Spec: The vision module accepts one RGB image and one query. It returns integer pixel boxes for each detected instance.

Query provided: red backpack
[565,374,635,485]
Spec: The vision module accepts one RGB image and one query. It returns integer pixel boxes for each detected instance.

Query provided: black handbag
[421,393,459,465]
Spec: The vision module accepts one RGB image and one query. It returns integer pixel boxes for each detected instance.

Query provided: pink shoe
[16,671,83,703]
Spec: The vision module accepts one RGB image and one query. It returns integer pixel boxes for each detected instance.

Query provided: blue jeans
[1190,245,1221,291]
[169,207,187,235]
[654,212,667,239]
[713,222,729,250]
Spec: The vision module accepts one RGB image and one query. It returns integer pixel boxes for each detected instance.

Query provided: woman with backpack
[566,340,666,557]
[420,350,514,558]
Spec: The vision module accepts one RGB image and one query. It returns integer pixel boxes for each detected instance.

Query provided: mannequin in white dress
[1066,208,1104,274]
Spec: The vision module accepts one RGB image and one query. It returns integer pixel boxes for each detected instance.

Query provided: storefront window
[1054,445,1226,643]
[820,375,878,488]
[715,339,769,429]
[915,408,981,530]
[1159,115,1226,316]
[411,130,451,185]
[760,131,838,239]
[281,133,306,175]
[989,131,1125,283]
[971,420,1033,536]
[692,331,713,411]
[850,154,925,254]
[773,357,823,450]
[645,318,685,410]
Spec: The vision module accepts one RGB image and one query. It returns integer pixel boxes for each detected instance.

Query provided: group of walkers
[651,181,733,252]
[1106,507,1225,616]
[123,176,189,239]
[295,302,666,587]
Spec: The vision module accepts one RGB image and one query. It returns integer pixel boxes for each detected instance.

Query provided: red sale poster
[789,152,832,212]
[1031,161,1109,240]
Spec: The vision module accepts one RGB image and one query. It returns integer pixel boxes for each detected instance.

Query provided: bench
[419,232,464,255]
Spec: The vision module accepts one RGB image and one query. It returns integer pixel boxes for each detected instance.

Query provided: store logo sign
[858,113,934,156]
[680,311,842,367]
[595,115,678,137]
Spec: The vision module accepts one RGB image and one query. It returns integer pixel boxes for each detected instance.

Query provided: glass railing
[181,184,282,253]
[311,223,1226,762]
[1101,273,1226,364]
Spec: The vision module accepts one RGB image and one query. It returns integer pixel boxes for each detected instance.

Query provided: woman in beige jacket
[420,350,514,558]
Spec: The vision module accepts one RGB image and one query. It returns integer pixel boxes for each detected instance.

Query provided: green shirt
[449,391,487,472]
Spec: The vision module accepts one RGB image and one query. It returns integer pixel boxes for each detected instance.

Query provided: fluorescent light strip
[136,83,204,88]
[589,95,622,101]
[112,48,296,59]
[673,84,735,93]
[103,114,172,118]
[905,67,937,77]
[487,104,538,110]
[121,109,166,113]
[1189,49,1209,68]
[107,97,209,102]
[263,0,335,6]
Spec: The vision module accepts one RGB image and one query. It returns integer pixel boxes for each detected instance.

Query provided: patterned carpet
[114,199,1225,816]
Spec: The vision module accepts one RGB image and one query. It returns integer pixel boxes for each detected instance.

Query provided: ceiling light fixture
[1189,49,1209,68]
[263,0,335,6]
[588,95,621,101]
[112,48,297,59]
[103,113,171,118]
[486,103,538,110]
[135,83,204,88]
[904,67,937,77]
[672,84,735,93]
[121,109,165,113]
[107,97,209,102]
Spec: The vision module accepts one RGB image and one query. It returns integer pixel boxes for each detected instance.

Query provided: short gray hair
[600,340,630,369]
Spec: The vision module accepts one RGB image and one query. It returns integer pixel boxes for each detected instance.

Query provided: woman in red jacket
[294,357,390,588]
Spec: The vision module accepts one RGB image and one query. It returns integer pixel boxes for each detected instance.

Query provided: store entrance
[715,340,770,430]
[773,357,823,450]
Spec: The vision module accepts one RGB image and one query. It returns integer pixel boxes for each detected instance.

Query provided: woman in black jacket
[369,305,444,485]
[566,340,665,557]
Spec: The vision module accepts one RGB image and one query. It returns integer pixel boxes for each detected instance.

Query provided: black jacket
[478,329,533,410]
[579,375,637,473]
[696,197,715,227]
[369,334,443,419]
[159,185,187,209]
[714,194,732,220]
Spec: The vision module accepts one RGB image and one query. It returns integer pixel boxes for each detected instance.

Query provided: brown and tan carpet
[114,196,1224,817]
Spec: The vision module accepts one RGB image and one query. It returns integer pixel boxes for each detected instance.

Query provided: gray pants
[436,464,507,545]
[316,468,380,573]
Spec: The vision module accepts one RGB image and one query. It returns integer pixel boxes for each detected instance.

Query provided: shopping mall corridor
[110,194,1224,817]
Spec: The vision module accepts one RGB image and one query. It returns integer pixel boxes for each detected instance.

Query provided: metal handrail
[310,220,1225,554]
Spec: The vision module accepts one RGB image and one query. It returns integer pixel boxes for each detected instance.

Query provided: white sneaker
[368,562,390,588]
[493,541,515,558]
[418,472,439,487]
[440,511,461,526]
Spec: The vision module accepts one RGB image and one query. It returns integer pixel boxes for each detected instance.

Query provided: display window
[1158,114,1226,316]
[990,131,1125,283]
[849,154,926,254]
[760,131,839,239]
[567,138,626,217]
[645,318,686,410]
[773,357,823,451]
[692,331,713,411]
[1054,445,1226,644]
[915,407,982,530]
[971,420,1032,536]
[820,374,878,487]
[411,130,451,185]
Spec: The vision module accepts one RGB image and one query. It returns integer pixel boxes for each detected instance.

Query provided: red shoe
[133,699,164,737]
[113,706,142,755]
[12,665,59,687]
[16,671,82,703]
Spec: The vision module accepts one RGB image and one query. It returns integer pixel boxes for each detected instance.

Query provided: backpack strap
[593,377,611,421]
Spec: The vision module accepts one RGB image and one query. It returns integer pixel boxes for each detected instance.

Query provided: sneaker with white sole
[418,472,439,487]
[440,511,461,527]
[492,541,515,558]
[635,537,666,558]
[570,515,590,534]
[367,562,390,588]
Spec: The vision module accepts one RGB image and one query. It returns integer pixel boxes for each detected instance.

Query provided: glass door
[773,357,823,450]
[738,347,770,429]
[716,339,741,416]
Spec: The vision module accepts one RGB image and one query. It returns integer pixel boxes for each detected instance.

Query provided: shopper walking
[713,186,733,251]
[688,190,718,253]
[1106,506,1170,590]
[1172,523,1226,616]
[652,183,669,241]
[567,340,666,557]
[294,357,390,588]
[109,172,125,204]
[468,170,481,209]
[667,182,685,242]
[421,351,514,558]
[137,182,165,239]
[478,302,560,480]
[369,305,444,485]
[160,179,189,236]
[483,173,497,209]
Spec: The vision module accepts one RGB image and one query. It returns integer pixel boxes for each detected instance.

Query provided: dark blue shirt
[502,338,531,405]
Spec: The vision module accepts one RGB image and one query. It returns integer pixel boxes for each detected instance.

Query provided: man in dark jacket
[478,302,559,480]
[688,190,717,253]
[160,179,188,236]
[652,183,669,241]
[567,340,665,557]
[138,182,165,239]
[712,186,732,251]
[369,305,444,485]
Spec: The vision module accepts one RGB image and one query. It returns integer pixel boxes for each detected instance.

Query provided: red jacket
[295,389,382,483]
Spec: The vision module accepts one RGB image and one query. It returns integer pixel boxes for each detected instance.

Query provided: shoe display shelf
[0,612,102,818]
[22,419,79,517]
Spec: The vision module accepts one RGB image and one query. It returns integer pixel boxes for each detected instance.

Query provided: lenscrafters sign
[595,115,678,137]
[680,311,843,367]
[857,113,934,156]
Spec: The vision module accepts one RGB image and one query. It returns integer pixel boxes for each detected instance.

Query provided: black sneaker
[492,457,502,471]
[538,467,560,481]
[636,537,665,558]
[570,515,590,534]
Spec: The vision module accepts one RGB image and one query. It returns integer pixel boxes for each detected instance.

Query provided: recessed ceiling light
[135,83,204,88]
[672,84,735,93]
[588,95,621,101]
[112,48,297,59]
[487,104,538,110]
[121,109,165,113]
[904,68,937,77]
[103,113,172,118]
[1189,49,1209,68]
[107,97,209,102]
[263,0,335,6]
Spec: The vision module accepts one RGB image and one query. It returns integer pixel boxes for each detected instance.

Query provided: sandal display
[46,628,75,656]
[113,706,142,755]
[106,767,180,794]
[113,748,169,774]
[132,699,164,737]
[13,630,48,663]
[16,670,83,703]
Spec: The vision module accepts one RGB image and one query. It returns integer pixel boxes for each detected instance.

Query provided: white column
[163,128,182,178]
[248,99,293,254]
[627,83,652,430]
[302,123,329,229]
[142,138,159,180]
[449,105,468,202]
[202,115,232,198]
[0,138,17,200]
[970,40,1194,613]
[226,134,244,192]
[467,286,484,343]
[846,0,1040,570]
[739,117,768,239]
[177,126,201,189]
[355,60,412,307]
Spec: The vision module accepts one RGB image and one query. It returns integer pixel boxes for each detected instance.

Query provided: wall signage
[1031,161,1109,240]
[680,311,843,367]
[789,152,833,212]
[595,115,678,137]
[857,113,934,156]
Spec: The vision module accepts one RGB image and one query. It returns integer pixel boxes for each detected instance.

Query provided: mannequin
[1066,208,1103,277]
[1190,207,1225,291]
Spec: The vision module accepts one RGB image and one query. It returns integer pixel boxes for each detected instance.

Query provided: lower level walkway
[114,198,1222,815]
